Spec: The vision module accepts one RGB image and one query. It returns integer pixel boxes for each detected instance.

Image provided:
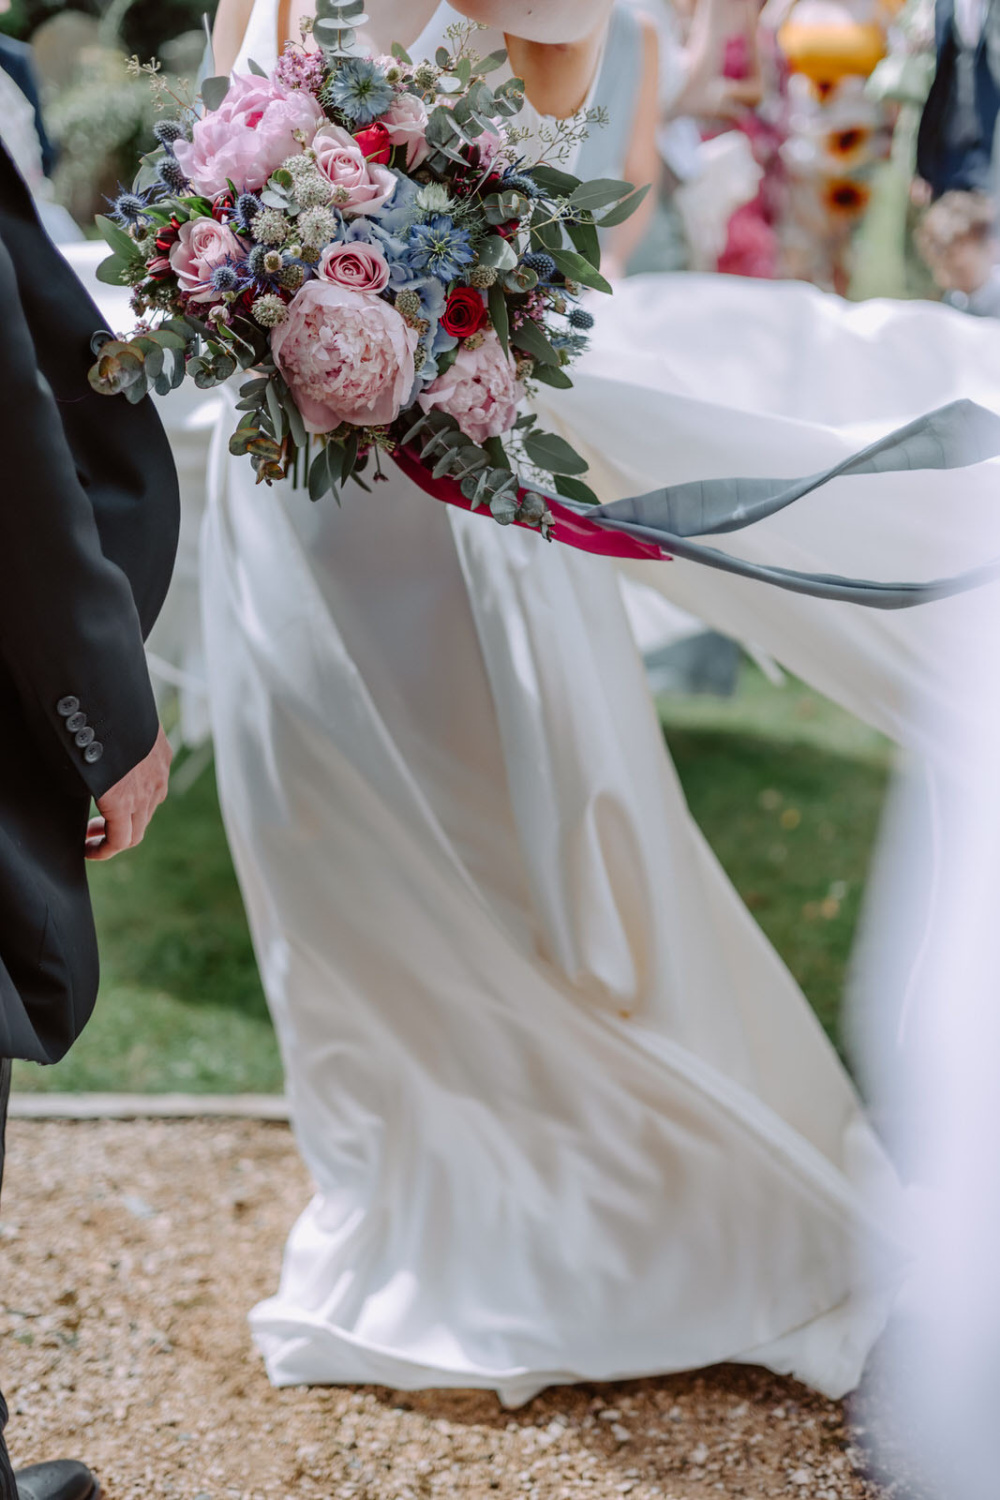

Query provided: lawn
[12,663,892,1094]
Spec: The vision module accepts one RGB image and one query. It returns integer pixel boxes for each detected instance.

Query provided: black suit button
[57,696,80,717]
[65,711,87,733]
[83,742,104,765]
[74,727,95,748]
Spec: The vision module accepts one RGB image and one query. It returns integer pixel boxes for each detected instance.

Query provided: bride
[204,0,998,1404]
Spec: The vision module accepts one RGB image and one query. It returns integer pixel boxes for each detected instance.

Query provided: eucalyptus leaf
[487,282,509,355]
[595,182,651,228]
[201,75,231,111]
[391,41,412,62]
[94,215,143,263]
[479,48,507,72]
[567,178,633,211]
[554,473,600,505]
[566,217,601,270]
[95,254,130,287]
[511,318,560,367]
[247,57,268,76]
[265,378,285,436]
[531,163,581,197]
[308,444,333,502]
[476,235,518,271]
[524,430,588,476]
[549,247,612,294]
[529,362,573,389]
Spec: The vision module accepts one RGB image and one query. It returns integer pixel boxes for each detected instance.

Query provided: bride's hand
[448,0,613,43]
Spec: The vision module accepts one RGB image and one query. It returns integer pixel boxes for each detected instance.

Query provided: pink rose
[418,330,523,445]
[381,92,429,169]
[168,216,243,303]
[173,73,324,196]
[272,281,418,432]
[317,241,391,293]
[311,124,397,217]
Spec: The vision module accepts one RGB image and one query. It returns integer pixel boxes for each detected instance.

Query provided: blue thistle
[569,307,595,330]
[523,250,556,280]
[157,156,189,195]
[154,119,187,151]
[211,264,242,294]
[407,216,474,281]
[246,244,273,280]
[501,171,540,199]
[321,58,396,127]
[233,192,263,235]
[108,186,155,226]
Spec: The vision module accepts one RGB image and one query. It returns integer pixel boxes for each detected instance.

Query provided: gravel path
[0,1120,888,1500]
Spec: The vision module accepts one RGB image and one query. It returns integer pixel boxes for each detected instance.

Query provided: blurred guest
[0,15,79,241]
[915,186,1000,308]
[916,0,1000,198]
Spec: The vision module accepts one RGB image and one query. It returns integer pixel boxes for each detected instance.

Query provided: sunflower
[823,177,872,216]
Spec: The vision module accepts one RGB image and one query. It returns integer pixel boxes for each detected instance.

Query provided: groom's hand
[85,724,172,861]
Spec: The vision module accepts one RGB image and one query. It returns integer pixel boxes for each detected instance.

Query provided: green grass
[13,663,892,1093]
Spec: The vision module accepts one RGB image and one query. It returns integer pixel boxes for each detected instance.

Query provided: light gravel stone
[0,1121,891,1500]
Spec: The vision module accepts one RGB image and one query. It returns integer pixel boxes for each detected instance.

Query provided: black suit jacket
[917,0,1000,197]
[0,143,179,1065]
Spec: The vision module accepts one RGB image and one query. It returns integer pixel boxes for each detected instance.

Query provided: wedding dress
[202,0,998,1404]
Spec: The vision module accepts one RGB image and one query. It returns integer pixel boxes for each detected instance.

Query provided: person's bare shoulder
[213,0,256,75]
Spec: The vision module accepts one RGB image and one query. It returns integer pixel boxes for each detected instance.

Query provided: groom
[0,141,179,1499]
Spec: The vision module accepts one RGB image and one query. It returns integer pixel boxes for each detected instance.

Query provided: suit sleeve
[0,229,159,802]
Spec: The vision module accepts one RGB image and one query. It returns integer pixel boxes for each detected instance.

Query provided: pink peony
[168,216,243,302]
[173,73,324,196]
[381,92,430,169]
[311,124,397,217]
[272,281,418,432]
[418,331,522,444]
[317,241,391,293]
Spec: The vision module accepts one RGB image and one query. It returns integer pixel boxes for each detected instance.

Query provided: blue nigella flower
[107,185,156,226]
[406,216,474,282]
[322,58,396,127]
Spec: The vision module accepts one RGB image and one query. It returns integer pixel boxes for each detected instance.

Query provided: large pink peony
[381,92,429,169]
[418,331,523,444]
[272,281,418,432]
[173,73,324,196]
[311,124,397,216]
[168,216,243,302]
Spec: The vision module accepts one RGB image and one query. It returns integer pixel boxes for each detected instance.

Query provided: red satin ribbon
[393,446,668,563]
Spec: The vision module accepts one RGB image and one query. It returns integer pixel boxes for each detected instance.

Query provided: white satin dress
[202,0,1000,1405]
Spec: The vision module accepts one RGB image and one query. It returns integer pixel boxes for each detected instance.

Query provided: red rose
[441,286,488,339]
[353,122,392,165]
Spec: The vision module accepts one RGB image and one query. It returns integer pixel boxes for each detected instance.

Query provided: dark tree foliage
[0,0,219,56]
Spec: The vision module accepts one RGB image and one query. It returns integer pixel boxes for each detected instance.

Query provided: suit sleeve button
[74,727,95,748]
[83,742,104,765]
[65,711,87,733]
[57,696,80,717]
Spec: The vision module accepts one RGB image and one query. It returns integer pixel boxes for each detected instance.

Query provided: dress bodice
[232,0,642,180]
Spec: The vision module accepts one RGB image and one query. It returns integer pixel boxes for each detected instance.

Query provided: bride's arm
[212,0,256,75]
[603,14,660,279]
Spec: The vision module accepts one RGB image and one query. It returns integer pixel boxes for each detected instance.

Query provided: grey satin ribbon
[559,399,1000,610]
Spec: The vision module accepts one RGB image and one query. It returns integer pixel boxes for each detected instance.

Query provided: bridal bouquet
[88,2,647,533]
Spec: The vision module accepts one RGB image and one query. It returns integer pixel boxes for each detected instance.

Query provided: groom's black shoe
[14,1461,99,1500]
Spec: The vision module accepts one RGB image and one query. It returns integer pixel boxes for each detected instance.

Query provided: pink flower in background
[311,124,397,216]
[168,217,243,302]
[381,93,429,169]
[317,241,391,293]
[272,281,418,431]
[173,74,324,195]
[417,330,522,444]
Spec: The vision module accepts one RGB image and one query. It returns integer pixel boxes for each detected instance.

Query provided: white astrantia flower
[416,183,453,215]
